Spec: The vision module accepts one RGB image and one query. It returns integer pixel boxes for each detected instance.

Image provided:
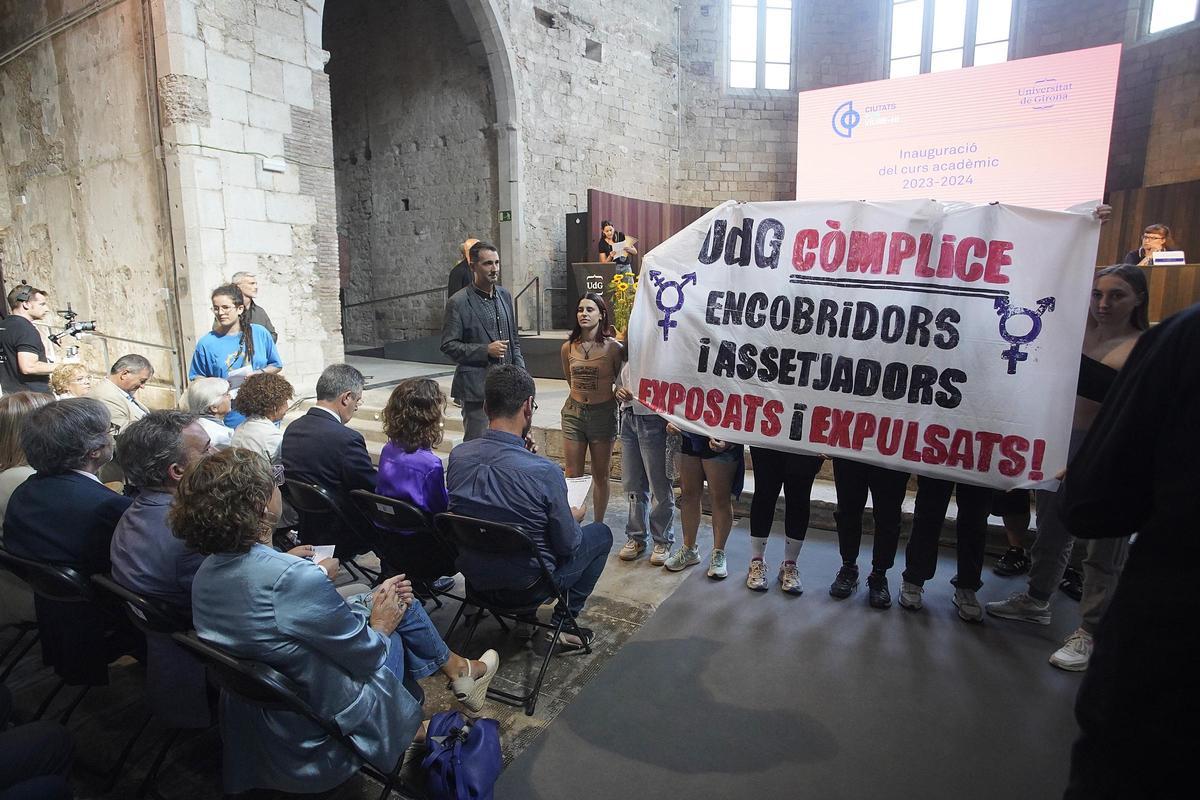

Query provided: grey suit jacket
[440,284,525,402]
[191,544,421,794]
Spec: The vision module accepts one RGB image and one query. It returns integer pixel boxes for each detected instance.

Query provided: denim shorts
[561,398,618,442]
[680,432,744,464]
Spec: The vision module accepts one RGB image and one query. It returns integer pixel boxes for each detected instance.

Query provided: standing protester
[745,447,824,594]
[559,293,623,523]
[1059,302,1200,799]
[440,241,525,441]
[0,284,54,394]
[829,459,912,608]
[232,271,278,342]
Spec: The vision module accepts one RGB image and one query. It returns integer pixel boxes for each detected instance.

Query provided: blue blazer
[3,472,137,684]
[191,544,420,794]
[280,408,376,548]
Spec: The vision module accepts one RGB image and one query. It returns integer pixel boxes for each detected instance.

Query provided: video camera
[47,303,98,345]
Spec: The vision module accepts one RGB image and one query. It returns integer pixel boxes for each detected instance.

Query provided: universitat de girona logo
[648,270,697,342]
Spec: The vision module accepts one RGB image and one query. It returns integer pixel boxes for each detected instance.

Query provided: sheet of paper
[312,545,336,563]
[610,237,636,258]
[226,365,254,396]
[566,476,593,509]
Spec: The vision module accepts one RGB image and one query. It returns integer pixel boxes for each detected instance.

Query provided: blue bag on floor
[420,710,502,800]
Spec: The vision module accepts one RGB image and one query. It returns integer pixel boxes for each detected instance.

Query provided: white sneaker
[985,591,1051,625]
[1049,628,1093,671]
[898,581,924,610]
[953,587,983,623]
[778,561,802,595]
[746,558,768,591]
[664,545,700,572]
[619,538,646,561]
[649,543,670,566]
[707,549,728,580]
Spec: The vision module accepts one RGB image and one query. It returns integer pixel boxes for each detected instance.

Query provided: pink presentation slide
[795,44,1122,211]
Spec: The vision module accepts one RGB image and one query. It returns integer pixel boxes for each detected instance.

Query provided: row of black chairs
[0,489,592,795]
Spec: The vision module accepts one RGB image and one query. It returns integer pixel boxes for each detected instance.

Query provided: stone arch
[315,0,524,343]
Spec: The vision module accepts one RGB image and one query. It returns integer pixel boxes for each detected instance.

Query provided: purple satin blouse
[375,443,448,515]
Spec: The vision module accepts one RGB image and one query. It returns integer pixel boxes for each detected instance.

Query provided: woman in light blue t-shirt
[189,284,282,428]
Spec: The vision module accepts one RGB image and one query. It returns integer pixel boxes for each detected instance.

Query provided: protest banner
[626,199,1101,489]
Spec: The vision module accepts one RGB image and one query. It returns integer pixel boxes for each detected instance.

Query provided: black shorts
[990,488,1031,517]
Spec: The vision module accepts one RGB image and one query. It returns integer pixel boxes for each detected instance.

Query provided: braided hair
[211,284,256,368]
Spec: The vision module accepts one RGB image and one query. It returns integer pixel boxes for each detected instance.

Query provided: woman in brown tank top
[560,293,624,522]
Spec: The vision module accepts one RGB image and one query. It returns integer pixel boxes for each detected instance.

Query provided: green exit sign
[499,210,512,222]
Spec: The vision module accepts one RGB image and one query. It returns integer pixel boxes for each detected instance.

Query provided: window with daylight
[1146,0,1199,34]
[889,0,1014,78]
[728,0,793,90]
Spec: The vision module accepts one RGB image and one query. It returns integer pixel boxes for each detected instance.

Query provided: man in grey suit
[440,240,525,440]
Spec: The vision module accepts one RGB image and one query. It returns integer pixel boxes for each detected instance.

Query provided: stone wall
[154,0,341,394]
[0,0,181,408]
[325,0,499,347]
[674,0,887,207]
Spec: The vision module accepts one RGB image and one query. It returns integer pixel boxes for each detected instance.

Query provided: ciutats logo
[831,100,901,138]
[1018,77,1073,110]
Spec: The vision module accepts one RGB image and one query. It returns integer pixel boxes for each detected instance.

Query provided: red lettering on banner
[761,401,783,437]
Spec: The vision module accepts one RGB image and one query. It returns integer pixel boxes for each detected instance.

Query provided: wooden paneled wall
[586,189,710,273]
[1099,179,1200,266]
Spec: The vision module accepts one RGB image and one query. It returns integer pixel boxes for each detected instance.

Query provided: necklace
[579,341,595,359]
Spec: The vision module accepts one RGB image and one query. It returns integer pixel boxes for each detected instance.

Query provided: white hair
[182,377,231,415]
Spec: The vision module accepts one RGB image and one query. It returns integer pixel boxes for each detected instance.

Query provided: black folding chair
[91,575,209,800]
[433,512,592,716]
[0,547,150,790]
[349,490,462,609]
[0,620,39,682]
[171,632,418,800]
[283,479,381,586]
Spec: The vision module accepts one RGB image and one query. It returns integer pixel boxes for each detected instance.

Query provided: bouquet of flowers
[609,269,638,335]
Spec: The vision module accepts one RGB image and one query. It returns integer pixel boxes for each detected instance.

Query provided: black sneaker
[829,565,859,599]
[1059,567,1083,601]
[993,546,1031,577]
[867,572,891,609]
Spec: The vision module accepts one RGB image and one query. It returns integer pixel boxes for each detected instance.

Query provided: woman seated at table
[175,449,499,796]
[1122,223,1176,266]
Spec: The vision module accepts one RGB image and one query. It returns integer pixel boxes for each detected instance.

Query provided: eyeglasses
[531,399,539,412]
[1142,234,1165,241]
[271,464,285,487]
[109,422,121,436]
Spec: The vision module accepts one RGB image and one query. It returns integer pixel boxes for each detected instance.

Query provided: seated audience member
[376,379,456,589]
[49,363,91,399]
[3,399,138,685]
[182,377,234,449]
[0,684,74,800]
[447,365,612,650]
[89,354,153,433]
[230,372,294,461]
[0,393,54,537]
[108,410,215,726]
[177,449,498,795]
[280,364,376,553]
[1121,223,1176,266]
[0,392,54,628]
[378,378,449,515]
[109,411,213,605]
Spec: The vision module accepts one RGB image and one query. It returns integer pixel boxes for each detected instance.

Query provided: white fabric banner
[627,199,1101,489]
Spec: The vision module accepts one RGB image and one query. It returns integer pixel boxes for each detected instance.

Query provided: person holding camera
[0,284,55,395]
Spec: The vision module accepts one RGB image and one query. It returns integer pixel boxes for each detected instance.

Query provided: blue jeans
[484,523,613,624]
[380,596,450,681]
[620,409,675,546]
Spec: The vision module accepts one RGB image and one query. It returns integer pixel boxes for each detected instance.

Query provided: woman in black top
[1121,223,1175,266]
[599,220,637,267]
